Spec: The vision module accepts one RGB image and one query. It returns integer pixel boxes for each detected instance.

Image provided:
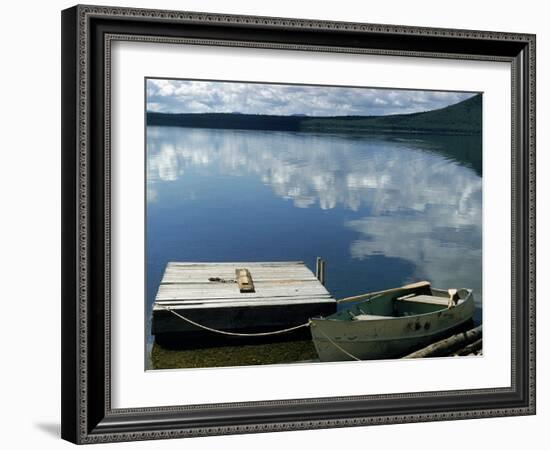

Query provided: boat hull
[310,292,475,361]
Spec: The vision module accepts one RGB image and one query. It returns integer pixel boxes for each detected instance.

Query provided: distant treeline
[147,93,482,135]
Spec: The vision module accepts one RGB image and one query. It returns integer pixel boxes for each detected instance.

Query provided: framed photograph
[61,4,536,444]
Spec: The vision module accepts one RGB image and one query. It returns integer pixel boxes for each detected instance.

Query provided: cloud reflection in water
[147,126,481,301]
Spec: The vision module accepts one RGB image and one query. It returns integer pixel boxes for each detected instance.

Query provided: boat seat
[396,294,448,306]
[353,314,389,321]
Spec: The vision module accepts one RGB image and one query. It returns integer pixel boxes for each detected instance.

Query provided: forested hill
[147,93,481,135]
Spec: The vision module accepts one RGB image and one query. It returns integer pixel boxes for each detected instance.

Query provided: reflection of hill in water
[147,127,482,300]
[406,133,482,176]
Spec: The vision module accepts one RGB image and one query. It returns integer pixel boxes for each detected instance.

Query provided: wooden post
[319,259,326,286]
[315,257,321,280]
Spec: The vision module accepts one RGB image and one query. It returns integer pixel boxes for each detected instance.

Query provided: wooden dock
[152,261,336,348]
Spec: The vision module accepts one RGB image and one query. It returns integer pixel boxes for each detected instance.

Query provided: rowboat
[309,281,475,362]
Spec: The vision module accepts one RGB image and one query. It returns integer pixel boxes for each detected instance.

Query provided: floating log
[404,325,482,358]
[452,338,483,356]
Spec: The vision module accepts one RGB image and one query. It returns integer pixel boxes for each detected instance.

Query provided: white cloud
[146,79,476,116]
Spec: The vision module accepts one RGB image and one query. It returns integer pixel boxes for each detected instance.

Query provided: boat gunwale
[312,288,474,323]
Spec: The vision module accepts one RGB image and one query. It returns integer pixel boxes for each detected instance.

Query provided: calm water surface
[146,126,482,367]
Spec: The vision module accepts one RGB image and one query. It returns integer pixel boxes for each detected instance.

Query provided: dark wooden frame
[61,4,536,444]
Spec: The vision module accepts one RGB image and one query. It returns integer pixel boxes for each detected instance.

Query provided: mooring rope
[313,326,362,361]
[160,305,362,361]
[159,305,310,337]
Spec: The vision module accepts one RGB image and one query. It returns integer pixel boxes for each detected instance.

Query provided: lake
[146,126,482,368]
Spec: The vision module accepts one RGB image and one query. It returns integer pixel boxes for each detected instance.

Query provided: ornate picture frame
[61,4,535,444]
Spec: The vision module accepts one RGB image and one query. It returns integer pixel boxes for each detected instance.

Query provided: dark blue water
[146,126,482,346]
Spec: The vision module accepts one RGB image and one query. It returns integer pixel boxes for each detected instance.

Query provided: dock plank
[162,266,316,282]
[154,296,336,310]
[156,286,331,296]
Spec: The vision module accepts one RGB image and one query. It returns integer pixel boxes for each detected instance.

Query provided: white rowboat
[310,281,475,362]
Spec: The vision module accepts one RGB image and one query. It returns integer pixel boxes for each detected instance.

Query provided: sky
[146,79,477,117]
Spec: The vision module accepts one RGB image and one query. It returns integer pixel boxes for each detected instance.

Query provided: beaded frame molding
[61,4,536,444]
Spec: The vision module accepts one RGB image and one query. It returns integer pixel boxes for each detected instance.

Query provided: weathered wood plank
[160,279,319,285]
[154,294,334,306]
[155,286,331,301]
[235,268,255,293]
[161,266,316,282]
[161,274,317,283]
[167,261,305,267]
[157,279,329,291]
[154,297,337,310]
[397,294,449,306]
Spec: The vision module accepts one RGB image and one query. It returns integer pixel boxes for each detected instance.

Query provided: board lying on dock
[152,261,336,346]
